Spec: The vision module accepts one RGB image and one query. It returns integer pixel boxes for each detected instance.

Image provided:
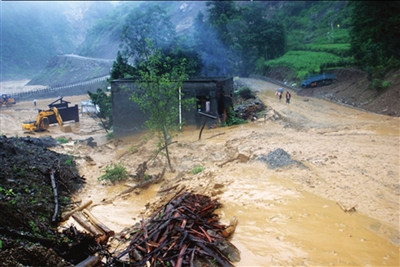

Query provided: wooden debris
[72,212,104,237]
[135,161,147,182]
[217,152,249,167]
[75,255,103,267]
[206,132,226,139]
[217,156,239,167]
[337,202,357,212]
[83,209,115,237]
[107,193,240,267]
[101,168,166,204]
[60,200,93,221]
[49,169,59,222]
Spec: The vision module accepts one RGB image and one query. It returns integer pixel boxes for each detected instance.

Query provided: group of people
[276,89,291,104]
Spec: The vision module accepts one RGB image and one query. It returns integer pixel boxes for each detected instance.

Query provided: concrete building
[111,77,233,138]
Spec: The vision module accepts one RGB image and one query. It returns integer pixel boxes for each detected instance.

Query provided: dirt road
[1,78,399,266]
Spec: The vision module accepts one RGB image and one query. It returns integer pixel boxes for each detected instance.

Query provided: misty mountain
[76,1,209,60]
[1,1,114,81]
[1,1,352,82]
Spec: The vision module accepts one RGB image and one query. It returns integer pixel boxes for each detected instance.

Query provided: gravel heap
[256,148,307,169]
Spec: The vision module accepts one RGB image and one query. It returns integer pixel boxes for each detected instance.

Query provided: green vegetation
[87,87,113,135]
[226,108,248,127]
[0,187,15,197]
[348,1,400,90]
[56,137,69,144]
[29,220,41,237]
[98,162,128,183]
[263,51,353,79]
[129,40,195,171]
[0,187,16,205]
[5,0,399,91]
[199,1,287,76]
[110,51,136,79]
[191,166,205,175]
[121,5,175,68]
[129,145,138,153]
[64,156,74,166]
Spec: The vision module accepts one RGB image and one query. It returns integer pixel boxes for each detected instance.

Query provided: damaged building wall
[111,77,233,138]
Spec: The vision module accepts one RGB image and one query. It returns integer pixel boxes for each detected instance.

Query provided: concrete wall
[111,77,233,138]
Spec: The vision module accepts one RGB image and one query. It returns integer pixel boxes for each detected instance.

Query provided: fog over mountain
[1,1,367,82]
[1,1,114,81]
[1,1,216,81]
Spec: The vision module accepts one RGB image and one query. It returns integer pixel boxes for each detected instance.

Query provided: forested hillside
[2,0,399,91]
[79,1,354,78]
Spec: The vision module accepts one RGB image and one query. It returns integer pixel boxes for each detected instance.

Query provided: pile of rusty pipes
[109,193,240,267]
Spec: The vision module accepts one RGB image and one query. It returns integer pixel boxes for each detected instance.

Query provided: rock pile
[256,148,307,169]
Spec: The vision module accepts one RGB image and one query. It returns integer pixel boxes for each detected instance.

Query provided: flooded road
[1,78,399,266]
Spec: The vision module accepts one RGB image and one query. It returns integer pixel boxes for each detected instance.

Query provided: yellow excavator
[22,107,64,132]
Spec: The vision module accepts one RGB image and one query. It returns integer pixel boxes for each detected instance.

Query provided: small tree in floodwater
[129,41,194,170]
[87,87,113,138]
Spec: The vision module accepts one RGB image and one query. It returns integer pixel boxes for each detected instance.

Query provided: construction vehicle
[0,94,16,107]
[22,107,64,132]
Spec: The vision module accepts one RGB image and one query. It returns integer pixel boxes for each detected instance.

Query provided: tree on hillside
[348,1,400,88]
[206,0,240,46]
[119,3,202,77]
[162,42,203,78]
[109,51,136,79]
[203,0,240,76]
[230,2,287,75]
[129,40,194,170]
[204,0,287,76]
[120,4,176,66]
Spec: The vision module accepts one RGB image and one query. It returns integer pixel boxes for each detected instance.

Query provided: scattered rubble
[256,148,307,169]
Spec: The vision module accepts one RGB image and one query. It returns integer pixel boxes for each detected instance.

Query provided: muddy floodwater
[1,78,399,266]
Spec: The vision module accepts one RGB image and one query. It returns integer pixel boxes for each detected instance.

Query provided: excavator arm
[52,107,64,127]
[22,107,64,132]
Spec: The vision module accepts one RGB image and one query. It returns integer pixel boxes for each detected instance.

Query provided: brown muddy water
[2,79,399,266]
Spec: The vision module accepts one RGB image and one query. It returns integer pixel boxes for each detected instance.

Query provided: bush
[56,137,69,144]
[382,80,391,89]
[191,166,204,175]
[226,108,248,126]
[106,131,114,140]
[98,162,128,183]
[370,79,391,92]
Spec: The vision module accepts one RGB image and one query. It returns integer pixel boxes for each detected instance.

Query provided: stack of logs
[61,200,115,245]
[108,193,240,267]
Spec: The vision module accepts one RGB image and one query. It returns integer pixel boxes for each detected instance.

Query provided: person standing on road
[33,99,37,106]
[286,91,291,104]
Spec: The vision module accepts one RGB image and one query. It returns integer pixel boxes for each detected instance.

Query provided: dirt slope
[297,68,400,117]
